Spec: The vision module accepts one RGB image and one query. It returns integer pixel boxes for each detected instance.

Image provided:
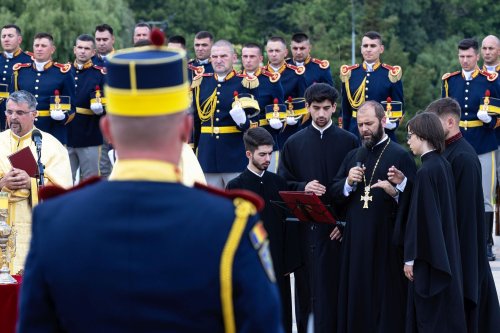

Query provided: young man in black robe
[329,100,417,333]
[226,127,299,333]
[404,112,466,333]
[278,83,359,333]
[425,98,500,333]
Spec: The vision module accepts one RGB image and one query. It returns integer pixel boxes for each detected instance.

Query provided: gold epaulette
[12,63,31,71]
[195,182,264,211]
[339,64,359,83]
[286,63,305,75]
[480,70,498,82]
[311,58,330,69]
[382,64,402,83]
[38,176,101,201]
[260,67,280,83]
[238,73,259,89]
[188,63,205,76]
[191,73,212,89]
[93,65,106,75]
[442,71,461,81]
[54,62,71,73]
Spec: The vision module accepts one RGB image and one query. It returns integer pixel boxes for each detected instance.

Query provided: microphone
[352,147,368,191]
[32,129,43,151]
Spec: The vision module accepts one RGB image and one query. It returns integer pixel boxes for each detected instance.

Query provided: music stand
[278,191,336,224]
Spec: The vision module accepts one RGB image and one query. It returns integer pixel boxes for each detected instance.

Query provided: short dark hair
[76,34,95,46]
[407,112,445,153]
[95,24,114,35]
[425,97,461,120]
[243,127,274,152]
[458,38,479,52]
[195,31,213,41]
[2,24,21,35]
[242,42,262,51]
[168,35,186,47]
[267,36,286,46]
[135,22,151,30]
[304,83,339,106]
[358,100,385,121]
[34,32,54,43]
[363,31,383,44]
[291,33,309,43]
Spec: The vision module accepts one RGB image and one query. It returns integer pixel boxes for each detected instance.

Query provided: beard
[362,123,384,149]
[251,157,269,172]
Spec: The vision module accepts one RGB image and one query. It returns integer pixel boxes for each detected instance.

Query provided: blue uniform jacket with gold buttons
[0,49,32,130]
[17,162,284,333]
[192,70,257,173]
[68,61,106,148]
[287,56,333,87]
[12,61,76,144]
[442,69,500,155]
[340,62,404,141]
[188,58,214,82]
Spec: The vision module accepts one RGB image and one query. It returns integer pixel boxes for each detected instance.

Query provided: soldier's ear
[100,116,113,145]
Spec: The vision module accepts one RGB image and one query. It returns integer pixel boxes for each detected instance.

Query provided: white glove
[229,106,246,126]
[269,118,283,130]
[90,102,104,115]
[477,110,492,123]
[383,119,397,130]
[286,116,298,126]
[108,149,116,166]
[50,110,65,121]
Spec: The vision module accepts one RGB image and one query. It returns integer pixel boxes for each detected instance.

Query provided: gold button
[216,92,220,95]
[35,86,38,90]
[465,112,468,116]
[216,118,219,121]
[366,80,369,84]
[216,135,220,139]
[213,127,220,134]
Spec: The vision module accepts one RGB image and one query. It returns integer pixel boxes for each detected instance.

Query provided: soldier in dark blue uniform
[340,31,404,142]
[68,34,106,183]
[188,31,214,81]
[92,24,115,67]
[263,36,307,150]
[240,42,285,172]
[287,32,333,87]
[192,39,259,188]
[11,32,75,144]
[17,30,284,333]
[0,24,32,130]
[443,38,500,262]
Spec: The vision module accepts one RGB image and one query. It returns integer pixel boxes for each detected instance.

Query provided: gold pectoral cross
[361,186,372,209]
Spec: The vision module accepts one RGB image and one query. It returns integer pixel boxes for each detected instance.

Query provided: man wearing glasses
[0,90,71,274]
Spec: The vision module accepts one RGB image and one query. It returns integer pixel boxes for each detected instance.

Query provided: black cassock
[226,169,300,333]
[403,151,466,333]
[443,135,500,333]
[279,124,359,333]
[329,138,417,333]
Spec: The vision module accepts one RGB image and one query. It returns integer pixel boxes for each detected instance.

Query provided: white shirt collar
[373,134,389,147]
[462,69,474,81]
[34,60,50,72]
[364,61,375,72]
[312,119,333,134]
[485,64,499,73]
[295,61,304,67]
[217,74,227,82]
[4,51,14,59]
[198,58,209,65]
[270,64,281,72]
[247,166,265,178]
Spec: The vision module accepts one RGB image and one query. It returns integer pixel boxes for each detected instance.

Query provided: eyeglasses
[407,131,414,140]
[4,110,34,116]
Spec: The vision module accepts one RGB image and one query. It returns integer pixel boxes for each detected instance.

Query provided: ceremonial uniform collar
[73,60,93,70]
[482,64,500,73]
[266,62,287,74]
[109,159,181,183]
[2,48,22,59]
[197,58,210,65]
[462,67,480,80]
[293,55,311,66]
[243,67,261,77]
[33,60,53,71]
[362,60,381,72]
[214,69,236,82]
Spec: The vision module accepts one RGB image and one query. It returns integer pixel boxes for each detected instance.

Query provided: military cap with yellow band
[480,89,500,115]
[105,29,190,116]
[381,97,403,120]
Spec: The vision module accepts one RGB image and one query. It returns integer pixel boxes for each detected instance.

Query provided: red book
[8,146,38,177]
[279,191,336,224]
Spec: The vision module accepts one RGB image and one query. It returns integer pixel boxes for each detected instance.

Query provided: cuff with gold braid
[105,29,190,117]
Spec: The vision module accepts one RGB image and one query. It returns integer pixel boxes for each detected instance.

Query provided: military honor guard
[92,24,115,67]
[192,39,259,188]
[17,30,284,332]
[11,32,75,145]
[0,24,32,130]
[340,31,404,142]
[188,31,214,81]
[68,34,106,183]
[287,32,333,87]
[264,36,307,149]
[240,42,284,172]
[442,38,500,262]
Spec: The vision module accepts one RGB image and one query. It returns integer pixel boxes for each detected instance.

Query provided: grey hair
[6,90,38,111]
[212,39,235,54]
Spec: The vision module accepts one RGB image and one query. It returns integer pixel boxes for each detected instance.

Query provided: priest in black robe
[329,100,417,333]
[425,98,500,333]
[403,112,466,333]
[278,83,358,333]
[226,127,299,333]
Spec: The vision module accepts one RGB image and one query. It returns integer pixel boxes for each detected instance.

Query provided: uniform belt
[459,120,483,128]
[76,107,95,115]
[37,110,51,117]
[201,126,241,134]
